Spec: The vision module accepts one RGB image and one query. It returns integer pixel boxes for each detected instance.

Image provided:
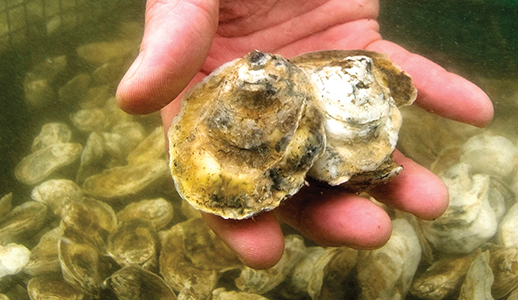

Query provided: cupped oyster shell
[291,50,417,187]
[168,50,326,219]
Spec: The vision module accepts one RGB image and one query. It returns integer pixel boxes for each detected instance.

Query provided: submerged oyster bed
[1,23,518,300]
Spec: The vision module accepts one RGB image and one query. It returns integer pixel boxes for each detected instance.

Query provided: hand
[116,0,494,269]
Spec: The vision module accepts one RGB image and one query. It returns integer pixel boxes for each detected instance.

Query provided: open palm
[117,0,493,269]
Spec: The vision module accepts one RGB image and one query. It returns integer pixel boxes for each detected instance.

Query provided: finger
[202,211,285,270]
[116,0,219,114]
[369,150,449,220]
[367,40,494,127]
[276,186,392,249]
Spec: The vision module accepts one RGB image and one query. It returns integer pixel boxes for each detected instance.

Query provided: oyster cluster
[169,50,417,219]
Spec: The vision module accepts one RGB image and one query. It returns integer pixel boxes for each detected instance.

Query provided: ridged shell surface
[168,51,326,219]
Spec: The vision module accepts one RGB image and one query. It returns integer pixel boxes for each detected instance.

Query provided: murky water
[1,0,517,299]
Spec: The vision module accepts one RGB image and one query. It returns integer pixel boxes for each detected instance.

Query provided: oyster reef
[168,50,417,219]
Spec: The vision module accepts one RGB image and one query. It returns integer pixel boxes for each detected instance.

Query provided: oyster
[23,226,63,276]
[31,179,83,216]
[459,133,517,178]
[101,123,146,162]
[0,193,12,218]
[31,123,72,152]
[159,219,220,299]
[58,73,91,104]
[0,243,31,279]
[127,126,166,166]
[60,197,117,250]
[76,132,106,184]
[236,235,307,295]
[307,246,358,300]
[420,163,497,254]
[58,232,105,298]
[107,219,159,271]
[489,246,518,299]
[212,288,269,300]
[168,50,326,219]
[15,143,83,185]
[82,159,168,200]
[77,40,138,65]
[498,203,518,248]
[277,246,325,300]
[0,201,47,245]
[356,218,422,300]
[410,250,480,300]
[291,50,417,187]
[103,265,177,300]
[116,198,174,230]
[79,84,111,109]
[457,250,494,300]
[27,274,85,300]
[70,108,111,132]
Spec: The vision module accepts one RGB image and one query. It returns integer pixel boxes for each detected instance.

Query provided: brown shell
[168,50,326,219]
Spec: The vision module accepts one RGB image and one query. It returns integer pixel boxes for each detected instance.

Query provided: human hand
[116,0,494,269]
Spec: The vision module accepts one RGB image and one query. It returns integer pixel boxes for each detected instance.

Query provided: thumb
[116,0,219,114]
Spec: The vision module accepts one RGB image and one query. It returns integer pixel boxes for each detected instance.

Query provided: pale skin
[116,0,494,269]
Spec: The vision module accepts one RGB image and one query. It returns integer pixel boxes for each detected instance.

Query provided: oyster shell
[103,265,177,300]
[60,197,117,250]
[15,143,83,185]
[23,226,63,276]
[0,201,47,245]
[27,274,85,300]
[116,198,174,230]
[420,163,497,254]
[76,132,106,184]
[107,219,159,271]
[58,73,91,104]
[70,108,111,132]
[58,232,105,298]
[410,250,480,300]
[102,121,146,161]
[356,218,422,300]
[212,288,269,300]
[489,246,518,299]
[459,134,517,178]
[291,50,417,187]
[77,40,138,65]
[236,235,306,295]
[457,250,494,300]
[159,219,220,299]
[277,246,325,300]
[79,84,111,109]
[31,123,72,152]
[178,218,241,272]
[82,159,168,200]
[168,50,326,219]
[31,179,84,216]
[127,126,166,166]
[498,203,518,248]
[0,193,12,218]
[0,243,31,279]
[307,246,358,300]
